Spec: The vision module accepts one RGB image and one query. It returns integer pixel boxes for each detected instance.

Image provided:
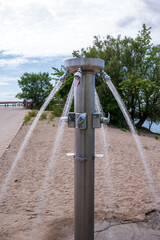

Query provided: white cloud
[0,76,18,86]
[0,57,29,68]
[0,91,19,101]
[0,82,9,86]
[0,0,159,58]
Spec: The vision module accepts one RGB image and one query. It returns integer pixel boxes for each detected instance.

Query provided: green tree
[73,24,160,128]
[120,25,160,127]
[50,66,74,112]
[73,35,126,127]
[16,72,53,109]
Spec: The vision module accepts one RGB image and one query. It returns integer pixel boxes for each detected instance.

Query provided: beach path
[0,108,28,157]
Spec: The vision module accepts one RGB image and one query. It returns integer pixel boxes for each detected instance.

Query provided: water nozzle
[74,68,82,80]
[101,70,111,83]
[59,116,68,125]
[101,112,110,124]
[74,68,82,87]
[59,71,69,83]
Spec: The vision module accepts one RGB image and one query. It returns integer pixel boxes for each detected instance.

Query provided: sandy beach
[0,113,160,240]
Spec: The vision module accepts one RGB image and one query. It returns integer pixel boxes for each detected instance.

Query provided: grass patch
[52,122,55,127]
[52,105,63,117]
[120,128,127,132]
[49,112,55,121]
[29,110,38,117]
[155,135,159,140]
[40,112,47,120]
[23,114,31,124]
[23,110,38,124]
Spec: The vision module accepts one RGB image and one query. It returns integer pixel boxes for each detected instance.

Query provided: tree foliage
[16,72,53,109]
[50,66,74,113]
[73,24,160,128]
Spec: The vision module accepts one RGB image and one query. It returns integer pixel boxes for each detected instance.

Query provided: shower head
[74,68,82,80]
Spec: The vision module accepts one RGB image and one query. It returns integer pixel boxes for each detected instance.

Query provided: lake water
[135,119,160,134]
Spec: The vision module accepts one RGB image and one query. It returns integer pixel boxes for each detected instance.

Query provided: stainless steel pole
[74,72,95,240]
[64,58,104,240]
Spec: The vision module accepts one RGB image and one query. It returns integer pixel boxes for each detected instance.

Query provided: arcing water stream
[95,90,113,210]
[0,80,63,203]
[106,79,159,210]
[29,81,74,240]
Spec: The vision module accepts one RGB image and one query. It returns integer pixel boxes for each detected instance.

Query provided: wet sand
[0,115,160,239]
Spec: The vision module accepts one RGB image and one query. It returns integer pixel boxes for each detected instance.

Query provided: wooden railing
[0,101,32,108]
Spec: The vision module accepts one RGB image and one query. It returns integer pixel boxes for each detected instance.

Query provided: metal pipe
[74,72,95,240]
[64,58,104,240]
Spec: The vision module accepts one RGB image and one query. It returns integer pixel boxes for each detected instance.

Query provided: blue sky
[0,0,160,101]
[0,53,71,101]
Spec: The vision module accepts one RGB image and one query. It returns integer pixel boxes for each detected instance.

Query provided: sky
[0,0,160,101]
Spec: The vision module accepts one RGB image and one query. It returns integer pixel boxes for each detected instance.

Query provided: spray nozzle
[101,70,111,82]
[74,68,82,80]
[59,71,69,83]
[74,68,82,87]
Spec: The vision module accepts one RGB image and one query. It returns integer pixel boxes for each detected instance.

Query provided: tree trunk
[130,94,135,120]
[149,120,153,131]
[135,115,147,128]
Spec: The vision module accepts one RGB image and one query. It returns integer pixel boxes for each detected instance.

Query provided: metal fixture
[76,113,87,129]
[74,67,82,87]
[59,71,69,82]
[59,116,68,125]
[101,112,110,124]
[63,58,107,240]
[100,69,111,82]
[74,67,82,80]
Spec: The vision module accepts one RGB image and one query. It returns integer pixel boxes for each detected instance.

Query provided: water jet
[61,57,159,240]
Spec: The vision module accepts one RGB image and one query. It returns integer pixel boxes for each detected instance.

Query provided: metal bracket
[68,113,75,128]
[66,153,75,157]
[93,113,101,128]
[76,156,87,162]
[95,154,104,158]
[66,153,103,159]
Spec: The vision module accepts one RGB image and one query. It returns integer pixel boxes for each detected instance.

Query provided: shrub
[120,128,127,132]
[40,112,47,120]
[155,135,159,140]
[52,122,55,127]
[29,110,38,117]
[49,112,55,120]
[23,110,38,124]
[23,114,31,124]
[52,105,63,117]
